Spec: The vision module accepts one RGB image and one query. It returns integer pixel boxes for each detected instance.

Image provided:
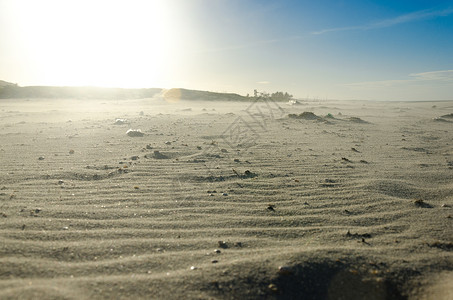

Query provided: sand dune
[0,98,452,299]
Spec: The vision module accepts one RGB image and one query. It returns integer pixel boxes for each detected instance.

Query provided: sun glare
[10,0,180,88]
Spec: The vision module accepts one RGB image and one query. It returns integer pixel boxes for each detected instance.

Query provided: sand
[0,97,452,299]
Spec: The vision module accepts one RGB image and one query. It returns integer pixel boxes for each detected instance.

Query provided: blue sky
[1,0,453,100]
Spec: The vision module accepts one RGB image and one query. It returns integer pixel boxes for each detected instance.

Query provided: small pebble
[190,266,198,270]
[218,241,228,249]
[211,260,218,264]
[268,283,278,293]
[222,193,228,196]
[214,249,221,254]
[38,156,45,160]
[278,266,293,275]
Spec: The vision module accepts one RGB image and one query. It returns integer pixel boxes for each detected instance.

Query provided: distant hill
[162,88,248,102]
[0,83,249,101]
[0,81,290,102]
[0,84,162,99]
[0,80,16,87]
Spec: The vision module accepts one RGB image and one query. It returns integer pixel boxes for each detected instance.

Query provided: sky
[1,0,453,100]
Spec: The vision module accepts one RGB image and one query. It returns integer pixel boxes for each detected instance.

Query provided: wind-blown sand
[0,98,452,299]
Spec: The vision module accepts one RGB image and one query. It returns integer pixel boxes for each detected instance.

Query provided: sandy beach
[0,97,452,299]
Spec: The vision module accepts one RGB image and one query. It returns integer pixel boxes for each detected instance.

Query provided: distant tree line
[270,91,293,101]
[250,89,293,101]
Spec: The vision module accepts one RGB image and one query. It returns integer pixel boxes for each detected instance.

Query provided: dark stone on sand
[242,170,257,178]
[346,230,372,239]
[267,205,275,211]
[218,241,228,249]
[427,241,453,251]
[414,199,433,208]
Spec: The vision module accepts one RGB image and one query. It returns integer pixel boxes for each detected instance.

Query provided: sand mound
[347,116,369,124]
[440,113,453,119]
[434,117,452,122]
[288,111,320,120]
[434,113,453,122]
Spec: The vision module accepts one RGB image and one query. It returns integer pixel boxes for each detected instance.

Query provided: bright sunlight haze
[1,0,453,100]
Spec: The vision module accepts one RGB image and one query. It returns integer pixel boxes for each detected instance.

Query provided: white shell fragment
[126,129,144,137]
[114,118,128,125]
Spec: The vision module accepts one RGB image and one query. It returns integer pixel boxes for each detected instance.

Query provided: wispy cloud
[411,70,453,81]
[343,70,453,89]
[197,35,302,54]
[312,7,453,35]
